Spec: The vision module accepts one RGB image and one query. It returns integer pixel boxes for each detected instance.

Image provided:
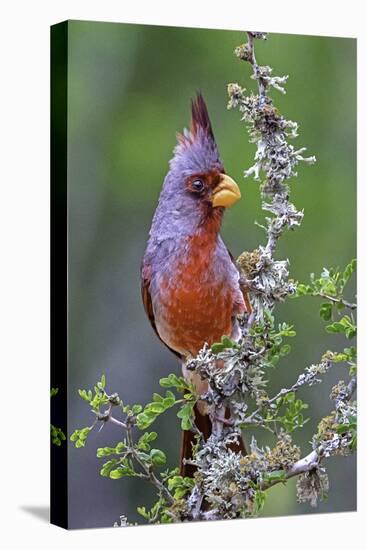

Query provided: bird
[141,93,250,476]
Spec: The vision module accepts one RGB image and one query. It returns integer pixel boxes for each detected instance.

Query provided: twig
[262,374,357,491]
[125,421,175,505]
[247,32,266,98]
[346,377,357,399]
[316,293,357,310]
[108,416,127,430]
[96,402,175,507]
[187,485,204,520]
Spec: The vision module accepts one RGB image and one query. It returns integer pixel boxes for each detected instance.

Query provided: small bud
[234,43,253,63]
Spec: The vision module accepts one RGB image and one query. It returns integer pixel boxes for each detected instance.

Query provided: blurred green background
[65,20,356,528]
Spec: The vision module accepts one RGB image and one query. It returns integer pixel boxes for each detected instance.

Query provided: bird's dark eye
[191,179,204,192]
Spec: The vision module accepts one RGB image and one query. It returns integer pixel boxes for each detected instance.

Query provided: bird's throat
[196,205,223,242]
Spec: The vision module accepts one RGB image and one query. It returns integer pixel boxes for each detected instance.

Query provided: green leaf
[150,449,166,467]
[148,403,166,414]
[294,283,313,297]
[320,302,332,321]
[280,344,291,356]
[136,390,177,430]
[349,363,357,376]
[137,431,158,451]
[326,322,343,334]
[100,459,119,477]
[96,442,126,458]
[78,389,91,403]
[51,424,66,446]
[177,401,194,430]
[167,475,195,499]
[345,328,357,339]
[152,393,164,402]
[181,416,193,431]
[210,342,225,353]
[70,426,92,448]
[136,413,153,430]
[326,315,357,339]
[253,489,267,515]
[278,323,296,337]
[107,457,135,479]
[350,435,357,451]
[159,373,187,390]
[263,470,287,484]
[276,393,309,433]
[211,335,239,353]
[341,259,357,288]
[344,346,357,360]
[137,506,150,520]
[109,469,123,479]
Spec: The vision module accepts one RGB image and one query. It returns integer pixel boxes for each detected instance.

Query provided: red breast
[152,228,243,358]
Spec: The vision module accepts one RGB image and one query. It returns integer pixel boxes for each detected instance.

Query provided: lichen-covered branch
[229,31,315,321]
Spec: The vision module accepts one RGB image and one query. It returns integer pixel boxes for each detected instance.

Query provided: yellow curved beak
[212,174,241,208]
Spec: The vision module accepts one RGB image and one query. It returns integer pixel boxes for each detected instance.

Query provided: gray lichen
[296,468,329,507]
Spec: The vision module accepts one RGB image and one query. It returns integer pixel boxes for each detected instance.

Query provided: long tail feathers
[179,404,247,477]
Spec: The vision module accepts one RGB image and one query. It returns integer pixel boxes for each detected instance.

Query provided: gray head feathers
[169,93,224,177]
